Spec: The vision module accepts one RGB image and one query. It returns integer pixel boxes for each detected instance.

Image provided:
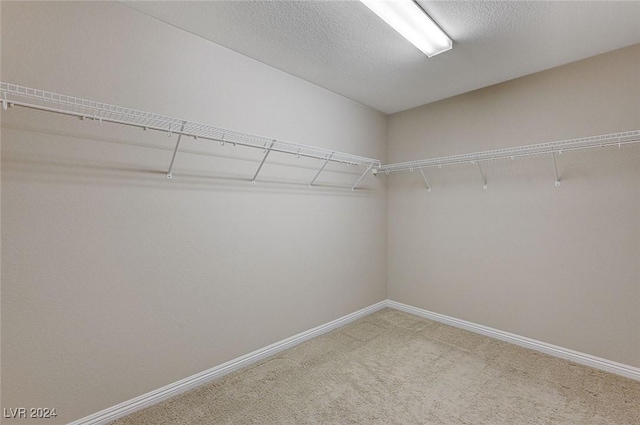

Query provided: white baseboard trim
[386,300,640,381]
[69,301,387,425]
[69,299,639,424]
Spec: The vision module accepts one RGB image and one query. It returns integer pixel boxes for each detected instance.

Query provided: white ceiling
[124,1,640,114]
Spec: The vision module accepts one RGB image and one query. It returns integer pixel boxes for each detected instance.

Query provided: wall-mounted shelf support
[0,82,381,189]
[419,169,432,192]
[377,130,640,190]
[551,151,560,187]
[352,162,375,191]
[309,152,334,187]
[251,140,275,185]
[476,161,488,190]
[167,122,186,179]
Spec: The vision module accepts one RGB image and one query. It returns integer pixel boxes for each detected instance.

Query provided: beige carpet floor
[111,308,640,424]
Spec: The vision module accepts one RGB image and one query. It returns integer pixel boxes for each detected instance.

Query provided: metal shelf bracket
[309,152,334,187]
[167,122,187,179]
[476,161,488,190]
[352,162,375,191]
[551,151,560,187]
[251,140,275,185]
[419,168,432,192]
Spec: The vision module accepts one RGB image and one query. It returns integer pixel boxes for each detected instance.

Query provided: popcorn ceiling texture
[124,1,640,113]
[111,309,640,425]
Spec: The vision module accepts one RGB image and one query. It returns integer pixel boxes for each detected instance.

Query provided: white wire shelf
[4,82,636,191]
[1,82,381,189]
[376,130,639,189]
[375,130,640,174]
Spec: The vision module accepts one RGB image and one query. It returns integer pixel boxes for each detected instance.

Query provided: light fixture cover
[360,0,452,57]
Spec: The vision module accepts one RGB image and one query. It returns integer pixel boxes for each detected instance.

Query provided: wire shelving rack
[0,82,381,189]
[3,82,637,191]
[374,130,640,189]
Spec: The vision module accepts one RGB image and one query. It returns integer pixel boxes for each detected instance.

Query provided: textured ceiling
[123,1,640,114]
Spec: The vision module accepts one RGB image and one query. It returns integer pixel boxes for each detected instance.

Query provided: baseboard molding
[69,298,640,424]
[386,300,640,381]
[69,301,387,425]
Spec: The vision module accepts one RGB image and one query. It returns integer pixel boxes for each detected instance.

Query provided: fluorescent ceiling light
[360,0,452,57]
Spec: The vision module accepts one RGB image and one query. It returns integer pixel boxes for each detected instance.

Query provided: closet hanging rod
[0,82,381,172]
[375,130,640,174]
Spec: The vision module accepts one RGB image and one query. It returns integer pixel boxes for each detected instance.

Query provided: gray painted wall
[0,2,387,423]
[387,44,640,368]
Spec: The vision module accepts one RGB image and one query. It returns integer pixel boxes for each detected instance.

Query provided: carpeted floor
[111,308,640,424]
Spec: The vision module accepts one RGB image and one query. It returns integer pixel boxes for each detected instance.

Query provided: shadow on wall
[390,143,640,192]
[1,123,380,197]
